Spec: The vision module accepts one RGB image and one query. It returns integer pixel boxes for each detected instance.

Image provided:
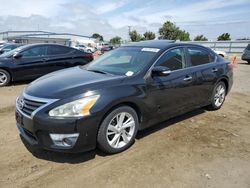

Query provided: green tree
[194,35,208,41]
[143,31,156,40]
[217,33,231,41]
[129,30,143,42]
[110,36,122,45]
[159,21,190,41]
[92,33,104,41]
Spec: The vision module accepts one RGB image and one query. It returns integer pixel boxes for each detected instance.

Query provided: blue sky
[0,0,249,40]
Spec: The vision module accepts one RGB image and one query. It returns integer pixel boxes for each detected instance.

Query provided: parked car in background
[74,44,96,53]
[0,43,22,55]
[15,40,233,154]
[98,42,113,53]
[241,44,250,64]
[214,50,227,58]
[0,41,7,47]
[0,43,93,86]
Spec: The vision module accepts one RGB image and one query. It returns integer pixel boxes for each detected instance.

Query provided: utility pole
[128,26,132,42]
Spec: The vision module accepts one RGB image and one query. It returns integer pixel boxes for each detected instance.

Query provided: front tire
[0,69,11,86]
[97,106,139,154]
[208,81,226,110]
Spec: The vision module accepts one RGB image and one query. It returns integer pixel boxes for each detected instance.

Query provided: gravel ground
[0,59,250,188]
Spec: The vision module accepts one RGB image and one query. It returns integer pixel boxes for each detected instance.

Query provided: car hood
[24,66,125,99]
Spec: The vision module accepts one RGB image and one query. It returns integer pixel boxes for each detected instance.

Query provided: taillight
[83,53,94,61]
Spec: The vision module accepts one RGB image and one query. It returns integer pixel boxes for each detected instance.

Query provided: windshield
[0,45,26,57]
[86,47,159,76]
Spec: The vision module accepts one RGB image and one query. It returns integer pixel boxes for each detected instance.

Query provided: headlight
[49,95,99,117]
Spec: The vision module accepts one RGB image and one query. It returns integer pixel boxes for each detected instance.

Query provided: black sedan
[16,40,233,154]
[0,44,93,86]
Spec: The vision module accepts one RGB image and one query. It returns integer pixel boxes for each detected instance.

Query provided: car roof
[21,43,70,48]
[122,40,208,51]
[15,43,74,51]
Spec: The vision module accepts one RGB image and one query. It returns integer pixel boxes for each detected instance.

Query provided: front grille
[22,98,46,116]
[17,96,47,117]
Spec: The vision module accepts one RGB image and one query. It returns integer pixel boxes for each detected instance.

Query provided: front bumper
[16,110,101,153]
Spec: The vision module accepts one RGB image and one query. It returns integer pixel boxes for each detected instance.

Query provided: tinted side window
[21,46,47,57]
[156,48,186,71]
[47,46,72,55]
[188,48,213,66]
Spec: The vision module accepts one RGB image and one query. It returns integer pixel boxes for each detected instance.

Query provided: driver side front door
[13,45,48,80]
[146,47,199,122]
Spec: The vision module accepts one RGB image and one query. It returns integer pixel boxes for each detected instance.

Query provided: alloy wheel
[106,112,135,149]
[214,84,226,107]
[0,72,7,86]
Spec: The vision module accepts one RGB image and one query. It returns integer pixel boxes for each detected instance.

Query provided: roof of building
[0,30,95,40]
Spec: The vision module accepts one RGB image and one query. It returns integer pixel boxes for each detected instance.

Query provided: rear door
[186,47,220,105]
[45,45,75,72]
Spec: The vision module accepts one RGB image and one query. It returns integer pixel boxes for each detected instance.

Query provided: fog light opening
[50,133,79,148]
[62,137,73,147]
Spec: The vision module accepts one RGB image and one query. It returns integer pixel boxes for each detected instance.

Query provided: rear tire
[207,81,226,110]
[0,69,11,86]
[97,106,139,154]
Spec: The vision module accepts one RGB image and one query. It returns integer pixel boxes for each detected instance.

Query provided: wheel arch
[99,101,143,129]
[217,77,229,95]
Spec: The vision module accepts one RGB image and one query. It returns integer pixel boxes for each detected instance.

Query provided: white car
[214,50,227,58]
[74,44,96,53]
[0,41,7,47]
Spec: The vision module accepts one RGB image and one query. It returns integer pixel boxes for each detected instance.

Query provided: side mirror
[151,66,171,77]
[13,53,22,59]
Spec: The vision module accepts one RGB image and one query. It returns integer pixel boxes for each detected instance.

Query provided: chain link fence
[189,40,250,54]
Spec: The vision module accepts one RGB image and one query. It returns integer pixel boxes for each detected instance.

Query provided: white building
[0,31,97,47]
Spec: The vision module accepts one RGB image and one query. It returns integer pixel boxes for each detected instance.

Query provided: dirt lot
[0,60,250,188]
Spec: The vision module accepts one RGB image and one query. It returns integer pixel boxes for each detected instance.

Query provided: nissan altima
[15,40,233,154]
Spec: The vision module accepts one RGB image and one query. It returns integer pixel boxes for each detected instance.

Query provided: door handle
[42,58,49,61]
[183,76,192,82]
[212,68,218,72]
